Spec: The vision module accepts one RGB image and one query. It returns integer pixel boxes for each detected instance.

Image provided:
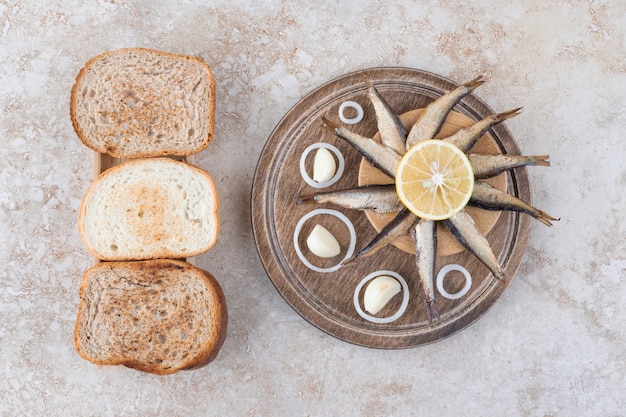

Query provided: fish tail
[340,255,355,267]
[494,266,507,283]
[531,155,551,167]
[343,240,381,267]
[536,209,560,226]
[536,217,553,227]
[464,75,487,91]
[341,246,375,266]
[294,194,317,205]
[321,116,338,132]
[426,301,440,323]
[496,107,523,122]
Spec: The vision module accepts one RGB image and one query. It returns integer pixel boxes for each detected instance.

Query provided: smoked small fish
[365,79,407,155]
[322,117,401,179]
[444,108,522,153]
[342,208,418,266]
[296,184,403,213]
[443,210,506,282]
[469,181,559,226]
[469,153,550,179]
[406,75,486,148]
[410,219,440,322]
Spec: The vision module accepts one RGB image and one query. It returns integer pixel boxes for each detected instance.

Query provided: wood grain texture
[251,68,532,348]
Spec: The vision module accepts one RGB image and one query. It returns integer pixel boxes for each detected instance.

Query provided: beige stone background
[1,1,624,416]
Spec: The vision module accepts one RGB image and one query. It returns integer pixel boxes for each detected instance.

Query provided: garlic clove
[312,147,337,183]
[363,275,402,315]
[306,224,341,258]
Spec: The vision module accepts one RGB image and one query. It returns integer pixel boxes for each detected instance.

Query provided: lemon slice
[396,140,474,220]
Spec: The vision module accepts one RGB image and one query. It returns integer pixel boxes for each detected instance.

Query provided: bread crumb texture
[75,260,227,374]
[78,158,219,261]
[71,48,215,158]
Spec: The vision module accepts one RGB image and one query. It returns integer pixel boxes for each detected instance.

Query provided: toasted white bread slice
[78,157,219,261]
[74,260,227,374]
[70,48,215,158]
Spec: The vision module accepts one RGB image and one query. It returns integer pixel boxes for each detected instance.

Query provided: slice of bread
[74,260,227,374]
[78,157,219,261]
[70,48,215,158]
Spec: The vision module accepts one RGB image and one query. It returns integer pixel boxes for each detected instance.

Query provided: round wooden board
[251,67,532,348]
[359,109,507,257]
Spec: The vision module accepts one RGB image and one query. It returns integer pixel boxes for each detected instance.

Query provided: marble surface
[1,1,625,416]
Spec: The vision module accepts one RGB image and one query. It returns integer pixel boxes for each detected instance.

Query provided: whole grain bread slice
[78,157,219,261]
[74,259,227,375]
[70,48,215,158]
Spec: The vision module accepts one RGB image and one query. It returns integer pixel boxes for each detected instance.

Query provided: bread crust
[70,48,215,158]
[77,157,220,261]
[74,259,228,375]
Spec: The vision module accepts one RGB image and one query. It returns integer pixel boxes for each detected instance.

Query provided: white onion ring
[436,264,472,300]
[293,209,356,273]
[353,270,409,324]
[338,100,364,124]
[299,143,345,189]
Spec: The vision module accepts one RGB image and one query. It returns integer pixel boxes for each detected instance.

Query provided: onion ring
[353,270,409,324]
[293,209,356,273]
[436,264,472,300]
[338,101,364,124]
[299,143,345,189]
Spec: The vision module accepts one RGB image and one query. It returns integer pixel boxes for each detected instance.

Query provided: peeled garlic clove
[313,147,336,183]
[363,275,401,315]
[306,224,341,258]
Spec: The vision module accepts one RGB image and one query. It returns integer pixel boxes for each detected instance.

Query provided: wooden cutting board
[251,67,532,348]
